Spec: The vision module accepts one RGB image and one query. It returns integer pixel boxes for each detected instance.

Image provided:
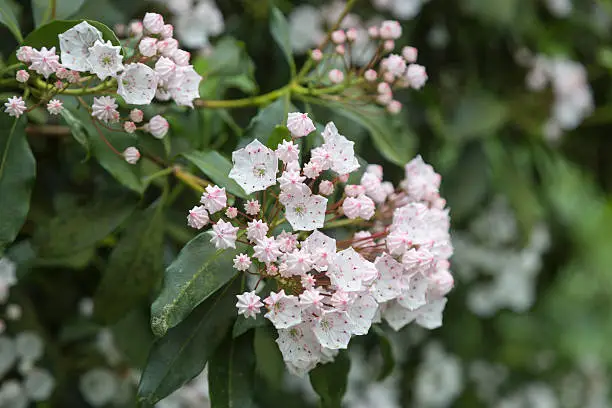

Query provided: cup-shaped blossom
[284,192,327,231]
[168,65,202,108]
[58,21,103,71]
[87,40,124,80]
[91,96,119,123]
[321,122,360,175]
[117,63,158,105]
[287,112,316,138]
[229,139,278,194]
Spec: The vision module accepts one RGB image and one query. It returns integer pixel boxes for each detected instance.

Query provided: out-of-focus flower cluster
[186,112,453,375]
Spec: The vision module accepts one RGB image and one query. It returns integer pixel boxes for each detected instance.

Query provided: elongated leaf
[32,196,137,259]
[373,326,395,381]
[309,351,351,408]
[266,125,290,149]
[205,37,255,78]
[0,116,36,253]
[0,0,23,42]
[241,98,290,146]
[9,19,121,63]
[94,203,165,324]
[182,151,248,199]
[270,7,296,76]
[32,0,86,27]
[254,326,284,387]
[449,90,508,141]
[209,331,256,408]
[325,101,416,166]
[60,108,89,156]
[232,314,266,338]
[138,280,239,404]
[150,232,241,336]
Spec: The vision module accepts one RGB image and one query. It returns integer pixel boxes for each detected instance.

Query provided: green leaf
[150,232,241,337]
[325,101,416,166]
[373,326,395,381]
[242,98,291,146]
[209,330,256,408]
[0,116,36,253]
[93,203,165,324]
[32,0,86,26]
[266,125,290,150]
[204,37,255,78]
[309,351,351,408]
[138,280,240,405]
[269,7,296,77]
[0,0,23,42]
[232,314,266,338]
[182,151,248,199]
[253,326,284,387]
[32,196,137,259]
[9,19,121,64]
[60,108,89,157]
[448,90,508,141]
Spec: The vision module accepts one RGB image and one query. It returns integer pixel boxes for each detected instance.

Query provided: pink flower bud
[139,37,158,57]
[172,49,191,66]
[157,38,178,57]
[364,69,377,82]
[338,174,350,183]
[328,69,344,84]
[346,28,358,42]
[311,49,323,61]
[379,20,402,40]
[123,147,140,164]
[383,40,395,52]
[161,24,174,39]
[68,71,80,83]
[335,45,345,55]
[383,71,395,83]
[368,26,379,38]
[130,109,144,123]
[147,115,169,139]
[54,80,64,89]
[331,30,346,44]
[114,23,126,37]
[225,207,238,219]
[402,46,418,63]
[319,180,334,196]
[377,82,391,94]
[55,67,69,79]
[15,70,29,83]
[46,99,63,115]
[377,93,392,105]
[143,12,164,34]
[129,21,143,37]
[16,46,33,63]
[406,64,428,90]
[124,121,137,133]
[387,100,402,114]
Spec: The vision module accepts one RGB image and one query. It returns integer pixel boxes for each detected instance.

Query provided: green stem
[321,218,368,230]
[196,84,291,108]
[0,63,24,77]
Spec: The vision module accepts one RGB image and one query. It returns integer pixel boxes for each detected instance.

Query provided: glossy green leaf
[449,90,508,141]
[266,125,290,150]
[60,108,89,157]
[93,203,165,324]
[204,37,255,78]
[9,19,121,64]
[254,326,284,387]
[0,0,23,42]
[242,98,291,146]
[32,0,86,26]
[232,314,266,339]
[209,330,256,408]
[270,7,296,76]
[309,351,351,408]
[138,280,239,405]
[32,196,137,259]
[182,150,248,199]
[0,116,36,253]
[373,326,395,381]
[150,232,241,337]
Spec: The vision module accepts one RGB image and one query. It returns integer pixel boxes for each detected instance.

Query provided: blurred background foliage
[1,0,612,407]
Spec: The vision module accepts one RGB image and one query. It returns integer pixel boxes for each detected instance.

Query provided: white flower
[147,115,169,139]
[200,185,227,214]
[86,40,123,80]
[91,96,119,123]
[172,49,190,66]
[276,140,300,162]
[15,331,44,362]
[285,249,314,276]
[138,37,158,57]
[321,122,360,175]
[402,46,418,62]
[405,64,428,90]
[24,368,55,401]
[401,155,441,202]
[187,205,209,229]
[15,70,29,83]
[168,65,202,107]
[129,109,144,123]
[117,63,158,105]
[4,96,26,118]
[122,146,140,164]
[382,54,407,77]
[318,180,334,196]
[397,271,429,310]
[210,220,238,249]
[264,290,302,329]
[302,230,336,271]
[157,38,178,57]
[287,112,316,137]
[383,297,447,331]
[277,171,308,195]
[143,12,165,34]
[79,368,119,407]
[342,195,375,220]
[29,47,60,78]
[16,46,33,63]
[233,254,252,271]
[372,254,404,302]
[328,247,378,292]
[161,23,174,39]
[284,192,327,231]
[276,323,320,369]
[347,294,378,335]
[175,1,225,49]
[247,219,269,242]
[379,20,402,39]
[46,99,63,115]
[229,139,278,195]
[253,237,282,264]
[236,291,263,319]
[123,121,137,133]
[154,56,176,82]
[288,5,325,53]
[59,21,103,71]
[313,310,352,349]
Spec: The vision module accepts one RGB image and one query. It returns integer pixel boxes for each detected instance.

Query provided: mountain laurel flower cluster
[185,113,453,375]
[5,13,202,164]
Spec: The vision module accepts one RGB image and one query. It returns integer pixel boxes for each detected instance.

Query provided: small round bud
[383,71,395,83]
[122,147,140,164]
[402,46,418,63]
[346,28,358,42]
[113,23,126,37]
[379,20,402,40]
[123,121,137,134]
[311,49,323,61]
[364,69,377,82]
[143,12,164,34]
[383,40,395,52]
[46,99,63,115]
[338,174,350,183]
[368,26,379,38]
[157,38,178,57]
[387,100,402,114]
[15,70,29,83]
[138,37,157,57]
[129,109,144,123]
[331,30,346,44]
[67,71,80,83]
[328,69,344,84]
[377,82,391,94]
[225,207,238,219]
[172,49,190,66]
[54,80,64,89]
[318,180,334,196]
[335,45,345,55]
[161,24,174,39]
[406,64,428,90]
[16,46,33,63]
[55,67,69,79]
[377,93,393,105]
[147,115,169,139]
[129,21,143,37]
